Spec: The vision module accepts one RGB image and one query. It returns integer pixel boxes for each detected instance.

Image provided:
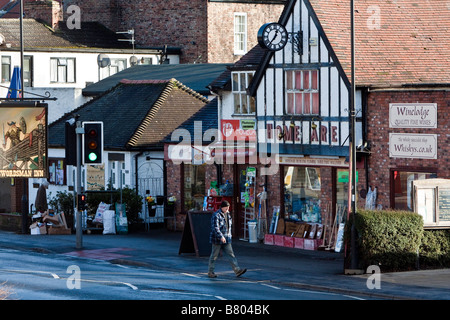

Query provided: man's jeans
[208,243,240,274]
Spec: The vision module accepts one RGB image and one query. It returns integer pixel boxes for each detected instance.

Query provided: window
[100,58,127,80]
[234,13,247,55]
[48,159,66,185]
[1,56,11,82]
[284,166,321,222]
[24,56,33,87]
[232,71,255,114]
[393,170,437,211]
[183,164,206,211]
[50,58,75,83]
[286,70,319,115]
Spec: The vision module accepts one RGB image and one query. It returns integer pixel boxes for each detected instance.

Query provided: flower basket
[148,204,156,217]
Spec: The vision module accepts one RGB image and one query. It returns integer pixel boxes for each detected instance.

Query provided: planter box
[304,239,323,250]
[274,234,284,246]
[264,234,274,245]
[283,236,294,248]
[294,237,304,249]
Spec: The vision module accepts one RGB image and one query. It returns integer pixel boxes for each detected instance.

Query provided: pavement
[0,227,449,300]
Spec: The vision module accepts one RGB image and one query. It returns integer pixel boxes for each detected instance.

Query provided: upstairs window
[286,70,319,115]
[234,13,247,55]
[50,58,75,83]
[100,58,127,80]
[232,71,255,114]
[1,56,11,82]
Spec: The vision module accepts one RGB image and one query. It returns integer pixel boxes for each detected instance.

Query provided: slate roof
[208,44,266,92]
[82,63,231,97]
[49,79,209,150]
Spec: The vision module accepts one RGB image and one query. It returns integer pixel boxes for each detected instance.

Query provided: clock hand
[268,30,279,46]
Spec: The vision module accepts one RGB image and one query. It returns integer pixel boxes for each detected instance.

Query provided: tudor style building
[209,0,449,240]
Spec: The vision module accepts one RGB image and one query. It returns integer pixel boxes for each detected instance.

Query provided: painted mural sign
[0,104,48,178]
[389,133,437,159]
[389,103,437,128]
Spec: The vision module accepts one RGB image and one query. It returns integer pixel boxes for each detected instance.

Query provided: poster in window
[306,167,320,190]
[0,104,47,178]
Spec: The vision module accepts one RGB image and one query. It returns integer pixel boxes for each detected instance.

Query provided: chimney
[24,0,63,29]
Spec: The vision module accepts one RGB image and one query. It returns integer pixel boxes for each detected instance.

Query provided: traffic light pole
[76,121,84,249]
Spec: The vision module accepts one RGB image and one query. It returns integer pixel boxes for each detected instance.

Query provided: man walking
[208,200,246,278]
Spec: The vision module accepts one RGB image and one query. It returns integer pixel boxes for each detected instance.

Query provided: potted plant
[146,196,156,217]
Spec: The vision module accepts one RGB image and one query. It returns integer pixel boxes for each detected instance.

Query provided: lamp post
[349,0,358,271]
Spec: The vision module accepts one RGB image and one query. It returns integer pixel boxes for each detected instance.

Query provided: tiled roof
[83,63,231,97]
[49,79,209,150]
[308,0,450,87]
[0,18,138,50]
[162,97,219,144]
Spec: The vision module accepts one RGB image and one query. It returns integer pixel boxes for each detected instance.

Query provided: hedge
[346,209,450,272]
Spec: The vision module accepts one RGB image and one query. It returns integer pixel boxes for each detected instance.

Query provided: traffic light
[77,194,87,211]
[83,122,103,164]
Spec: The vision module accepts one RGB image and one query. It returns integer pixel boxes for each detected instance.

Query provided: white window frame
[285,69,319,115]
[100,58,127,80]
[232,71,255,115]
[1,56,11,83]
[234,13,247,55]
[50,57,76,83]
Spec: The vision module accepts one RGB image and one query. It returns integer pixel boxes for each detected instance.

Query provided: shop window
[284,166,321,222]
[48,159,66,185]
[286,70,319,115]
[184,164,206,211]
[393,170,437,211]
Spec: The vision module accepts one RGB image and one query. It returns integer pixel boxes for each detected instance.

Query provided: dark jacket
[210,208,232,245]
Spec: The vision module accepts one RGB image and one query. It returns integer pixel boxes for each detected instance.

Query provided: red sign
[221,120,256,141]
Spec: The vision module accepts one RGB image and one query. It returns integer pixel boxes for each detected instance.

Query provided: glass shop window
[184,164,206,211]
[393,170,437,211]
[284,166,321,222]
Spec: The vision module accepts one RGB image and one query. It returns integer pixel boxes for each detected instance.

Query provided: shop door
[234,165,256,240]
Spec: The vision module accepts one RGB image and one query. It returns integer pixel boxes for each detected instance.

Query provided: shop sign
[389,133,437,159]
[221,119,256,141]
[389,103,437,128]
[279,155,348,167]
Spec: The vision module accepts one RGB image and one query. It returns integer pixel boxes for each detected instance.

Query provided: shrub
[350,209,423,272]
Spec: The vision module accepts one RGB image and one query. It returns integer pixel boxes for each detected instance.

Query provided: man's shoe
[208,272,217,278]
[236,269,247,277]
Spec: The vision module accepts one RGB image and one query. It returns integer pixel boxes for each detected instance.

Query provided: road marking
[182,273,201,278]
[260,283,281,290]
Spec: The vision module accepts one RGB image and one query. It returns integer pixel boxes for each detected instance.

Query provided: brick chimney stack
[24,0,63,29]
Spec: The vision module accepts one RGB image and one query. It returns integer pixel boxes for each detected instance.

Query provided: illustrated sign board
[0,103,48,178]
[389,103,437,128]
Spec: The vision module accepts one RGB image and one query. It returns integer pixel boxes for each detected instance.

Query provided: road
[0,247,367,301]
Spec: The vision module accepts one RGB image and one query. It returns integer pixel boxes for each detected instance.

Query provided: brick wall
[60,0,283,63]
[363,89,449,209]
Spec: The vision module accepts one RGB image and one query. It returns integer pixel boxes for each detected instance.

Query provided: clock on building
[257,23,288,51]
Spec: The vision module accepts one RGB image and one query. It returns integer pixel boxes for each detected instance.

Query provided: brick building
[62,0,286,63]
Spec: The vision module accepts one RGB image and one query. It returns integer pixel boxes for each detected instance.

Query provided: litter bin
[248,221,257,243]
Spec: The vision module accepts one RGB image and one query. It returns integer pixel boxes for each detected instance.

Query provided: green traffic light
[88,152,98,162]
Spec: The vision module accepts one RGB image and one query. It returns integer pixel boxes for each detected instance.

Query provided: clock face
[258,23,288,51]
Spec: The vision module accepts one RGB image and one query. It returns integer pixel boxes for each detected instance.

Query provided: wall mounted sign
[389,103,437,128]
[389,133,437,159]
[221,119,256,141]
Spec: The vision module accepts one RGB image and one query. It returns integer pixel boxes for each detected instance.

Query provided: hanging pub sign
[0,102,48,178]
